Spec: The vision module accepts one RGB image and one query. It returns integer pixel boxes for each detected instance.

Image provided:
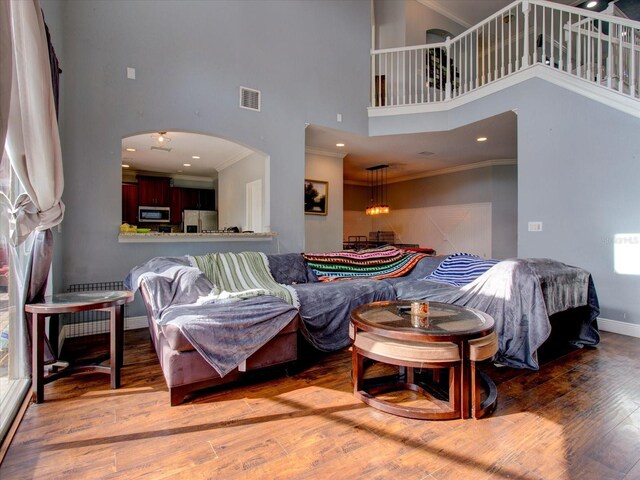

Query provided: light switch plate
[528,221,543,232]
[127,67,136,80]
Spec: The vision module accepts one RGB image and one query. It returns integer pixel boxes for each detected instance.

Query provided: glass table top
[42,291,132,305]
[25,290,134,313]
[352,301,493,337]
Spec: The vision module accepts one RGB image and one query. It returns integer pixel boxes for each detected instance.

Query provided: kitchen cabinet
[198,188,215,211]
[137,176,170,207]
[182,188,215,211]
[122,183,138,224]
[170,187,183,225]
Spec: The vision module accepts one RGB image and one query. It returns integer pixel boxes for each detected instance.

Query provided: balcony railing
[371,0,640,108]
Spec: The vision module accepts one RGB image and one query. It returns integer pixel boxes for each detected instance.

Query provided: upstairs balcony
[369,0,640,117]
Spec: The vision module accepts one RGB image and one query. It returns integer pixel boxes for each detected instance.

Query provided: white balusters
[370,0,640,107]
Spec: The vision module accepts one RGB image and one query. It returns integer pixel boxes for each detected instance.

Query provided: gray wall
[374,0,466,49]
[371,77,640,326]
[405,0,466,46]
[40,0,371,305]
[491,164,518,260]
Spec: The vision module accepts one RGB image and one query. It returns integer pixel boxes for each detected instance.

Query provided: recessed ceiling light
[477,137,488,142]
[122,164,130,168]
[125,148,136,152]
[586,1,597,8]
[192,155,200,159]
[336,143,345,147]
[183,163,191,167]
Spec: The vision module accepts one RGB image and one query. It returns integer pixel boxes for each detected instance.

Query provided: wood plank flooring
[1,329,640,479]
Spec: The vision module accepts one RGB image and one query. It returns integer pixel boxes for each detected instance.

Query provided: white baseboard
[597,317,640,338]
[58,315,149,351]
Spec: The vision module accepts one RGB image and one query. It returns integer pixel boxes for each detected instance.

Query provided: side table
[25,290,134,403]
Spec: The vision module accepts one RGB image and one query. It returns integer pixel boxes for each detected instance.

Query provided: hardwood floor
[1,329,640,479]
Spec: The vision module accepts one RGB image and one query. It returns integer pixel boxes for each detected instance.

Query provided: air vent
[240,86,261,112]
[418,151,434,156]
[150,146,172,152]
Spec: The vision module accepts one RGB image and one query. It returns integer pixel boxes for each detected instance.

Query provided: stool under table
[350,300,498,420]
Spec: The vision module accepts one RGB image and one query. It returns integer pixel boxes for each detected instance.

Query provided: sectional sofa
[125,251,599,405]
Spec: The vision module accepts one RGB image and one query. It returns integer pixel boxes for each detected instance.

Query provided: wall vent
[240,86,261,112]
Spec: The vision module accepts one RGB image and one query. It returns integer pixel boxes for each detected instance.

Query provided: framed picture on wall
[304,179,328,215]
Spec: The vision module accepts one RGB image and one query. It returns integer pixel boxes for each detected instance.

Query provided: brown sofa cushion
[158,313,300,353]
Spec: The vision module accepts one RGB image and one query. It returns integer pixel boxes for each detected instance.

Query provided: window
[0,149,30,444]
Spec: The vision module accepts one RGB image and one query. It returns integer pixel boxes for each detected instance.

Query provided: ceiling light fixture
[477,137,488,142]
[365,164,390,215]
[586,1,597,8]
[122,164,130,168]
[336,143,345,147]
[151,132,171,152]
[192,155,200,159]
[183,163,191,167]
[125,148,136,152]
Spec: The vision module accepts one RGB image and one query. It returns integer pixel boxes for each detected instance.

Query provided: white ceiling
[306,111,517,184]
[121,131,253,178]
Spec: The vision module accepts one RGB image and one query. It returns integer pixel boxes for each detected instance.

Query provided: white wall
[219,152,266,231]
[304,151,344,252]
[344,165,517,259]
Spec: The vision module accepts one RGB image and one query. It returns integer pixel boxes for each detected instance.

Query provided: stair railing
[370,0,640,108]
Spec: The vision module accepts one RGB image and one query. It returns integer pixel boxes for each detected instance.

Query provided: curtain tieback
[4,193,65,246]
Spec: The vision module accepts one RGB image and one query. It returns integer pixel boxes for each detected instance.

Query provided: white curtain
[1,0,64,247]
[0,0,65,380]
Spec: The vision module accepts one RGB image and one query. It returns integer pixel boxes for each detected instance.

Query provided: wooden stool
[352,330,462,420]
[468,331,498,418]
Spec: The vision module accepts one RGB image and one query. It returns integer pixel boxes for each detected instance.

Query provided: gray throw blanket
[157,295,297,376]
[392,258,600,369]
[125,256,298,376]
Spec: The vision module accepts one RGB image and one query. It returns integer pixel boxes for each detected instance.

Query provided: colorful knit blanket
[303,246,428,281]
[190,251,299,307]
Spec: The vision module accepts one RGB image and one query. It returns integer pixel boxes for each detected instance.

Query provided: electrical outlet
[528,221,543,232]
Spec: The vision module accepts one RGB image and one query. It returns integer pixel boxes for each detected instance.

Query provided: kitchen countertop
[118,231,277,243]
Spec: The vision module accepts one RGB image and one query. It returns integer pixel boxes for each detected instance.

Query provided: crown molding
[344,159,516,186]
[416,0,472,29]
[305,147,347,159]
[217,149,254,172]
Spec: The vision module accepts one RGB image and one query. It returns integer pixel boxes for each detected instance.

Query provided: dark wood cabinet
[181,188,200,211]
[122,183,138,224]
[170,187,183,225]
[198,188,215,211]
[137,176,170,207]
[181,188,215,211]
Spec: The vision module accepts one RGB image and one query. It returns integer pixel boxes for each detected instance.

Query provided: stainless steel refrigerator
[183,210,218,233]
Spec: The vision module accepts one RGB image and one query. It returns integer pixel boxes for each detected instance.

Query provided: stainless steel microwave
[138,206,170,223]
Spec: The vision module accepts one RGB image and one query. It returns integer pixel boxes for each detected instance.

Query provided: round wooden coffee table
[351,300,497,420]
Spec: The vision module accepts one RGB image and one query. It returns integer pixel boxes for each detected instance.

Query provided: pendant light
[365,164,390,215]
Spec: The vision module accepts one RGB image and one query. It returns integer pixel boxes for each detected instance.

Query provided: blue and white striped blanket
[426,253,498,286]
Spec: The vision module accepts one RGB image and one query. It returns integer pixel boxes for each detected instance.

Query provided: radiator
[63,281,127,337]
